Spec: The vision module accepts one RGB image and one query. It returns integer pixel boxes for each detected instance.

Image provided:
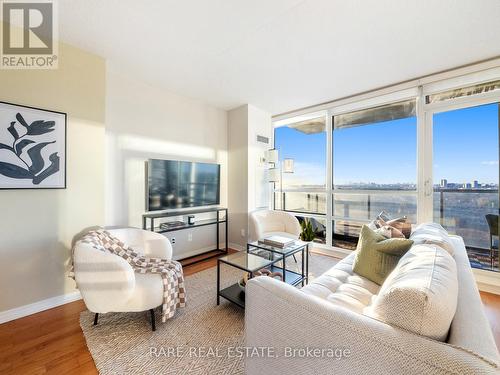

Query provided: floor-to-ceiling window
[273,73,500,272]
[332,100,417,248]
[427,83,500,271]
[274,115,327,244]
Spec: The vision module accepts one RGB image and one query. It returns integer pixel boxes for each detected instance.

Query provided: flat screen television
[147,159,220,211]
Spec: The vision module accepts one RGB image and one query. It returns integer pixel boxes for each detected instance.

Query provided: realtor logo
[1,0,58,69]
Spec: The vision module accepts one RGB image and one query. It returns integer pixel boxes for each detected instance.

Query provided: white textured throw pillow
[365,244,458,341]
[410,222,455,255]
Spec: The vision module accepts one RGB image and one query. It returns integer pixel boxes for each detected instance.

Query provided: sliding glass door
[429,101,499,271]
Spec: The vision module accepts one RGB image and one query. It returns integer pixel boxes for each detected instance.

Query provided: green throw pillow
[353,225,413,285]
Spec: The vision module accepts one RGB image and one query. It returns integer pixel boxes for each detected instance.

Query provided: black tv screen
[147,159,220,211]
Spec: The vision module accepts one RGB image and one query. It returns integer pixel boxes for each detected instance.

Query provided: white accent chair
[73,227,173,331]
[249,210,302,262]
[249,210,302,243]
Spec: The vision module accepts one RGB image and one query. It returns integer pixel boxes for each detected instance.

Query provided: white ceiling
[59,0,500,115]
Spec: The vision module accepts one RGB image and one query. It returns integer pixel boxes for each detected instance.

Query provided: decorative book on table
[259,236,295,249]
[160,221,185,230]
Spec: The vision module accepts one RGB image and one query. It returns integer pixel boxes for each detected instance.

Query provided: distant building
[472,180,479,188]
[463,182,472,189]
[440,179,448,188]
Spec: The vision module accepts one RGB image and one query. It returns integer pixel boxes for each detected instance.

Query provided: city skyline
[438,178,498,189]
[274,180,498,190]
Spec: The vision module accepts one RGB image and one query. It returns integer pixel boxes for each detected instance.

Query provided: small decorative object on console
[160,221,185,230]
[188,215,195,225]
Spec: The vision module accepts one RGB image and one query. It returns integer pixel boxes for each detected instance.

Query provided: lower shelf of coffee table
[266,265,304,286]
[219,283,246,308]
[218,267,305,308]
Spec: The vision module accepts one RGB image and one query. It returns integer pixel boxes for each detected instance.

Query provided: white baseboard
[311,245,350,259]
[172,243,240,261]
[228,242,245,251]
[473,268,500,295]
[0,290,82,324]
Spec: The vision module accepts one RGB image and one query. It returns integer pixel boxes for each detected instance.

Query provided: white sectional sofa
[245,224,500,374]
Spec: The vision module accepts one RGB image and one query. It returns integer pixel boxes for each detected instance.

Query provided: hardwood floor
[0,250,233,375]
[1,251,499,374]
[481,291,500,344]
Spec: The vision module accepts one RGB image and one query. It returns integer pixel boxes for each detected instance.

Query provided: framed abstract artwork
[0,101,66,189]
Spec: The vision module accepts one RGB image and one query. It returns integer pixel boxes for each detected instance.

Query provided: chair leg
[293,254,297,263]
[150,309,156,331]
[93,313,99,326]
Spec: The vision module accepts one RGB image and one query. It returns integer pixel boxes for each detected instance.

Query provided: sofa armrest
[245,276,498,375]
[74,243,136,313]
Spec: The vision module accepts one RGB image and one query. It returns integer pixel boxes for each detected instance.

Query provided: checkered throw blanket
[70,230,186,322]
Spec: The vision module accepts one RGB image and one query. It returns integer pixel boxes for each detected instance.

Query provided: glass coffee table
[216,241,309,309]
[247,240,309,287]
[217,251,279,308]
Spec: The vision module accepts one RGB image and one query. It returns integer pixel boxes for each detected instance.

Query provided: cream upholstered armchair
[73,227,172,331]
[249,210,301,242]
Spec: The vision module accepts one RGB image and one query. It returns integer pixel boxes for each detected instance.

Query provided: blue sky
[434,103,499,184]
[275,102,499,186]
[274,126,327,187]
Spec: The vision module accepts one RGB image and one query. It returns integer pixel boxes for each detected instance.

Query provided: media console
[142,207,228,265]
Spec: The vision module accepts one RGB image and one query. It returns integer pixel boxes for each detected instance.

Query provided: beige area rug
[80,252,338,375]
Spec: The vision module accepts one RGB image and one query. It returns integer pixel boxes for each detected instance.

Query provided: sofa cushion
[365,244,458,341]
[375,224,405,238]
[353,225,413,285]
[301,252,380,314]
[371,211,412,238]
[384,217,412,238]
[410,222,454,255]
[368,218,406,238]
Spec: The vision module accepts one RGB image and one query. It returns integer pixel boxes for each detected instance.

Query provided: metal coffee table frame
[216,241,309,309]
[217,251,280,308]
[247,241,309,287]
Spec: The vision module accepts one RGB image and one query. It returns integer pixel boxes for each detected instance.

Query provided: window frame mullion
[326,110,333,247]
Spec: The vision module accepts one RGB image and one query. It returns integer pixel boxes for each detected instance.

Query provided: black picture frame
[0,101,67,189]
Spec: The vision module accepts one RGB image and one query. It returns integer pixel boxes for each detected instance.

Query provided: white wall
[0,41,106,312]
[228,105,249,248]
[248,104,272,211]
[105,65,228,259]
[227,104,272,249]
[0,46,270,315]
